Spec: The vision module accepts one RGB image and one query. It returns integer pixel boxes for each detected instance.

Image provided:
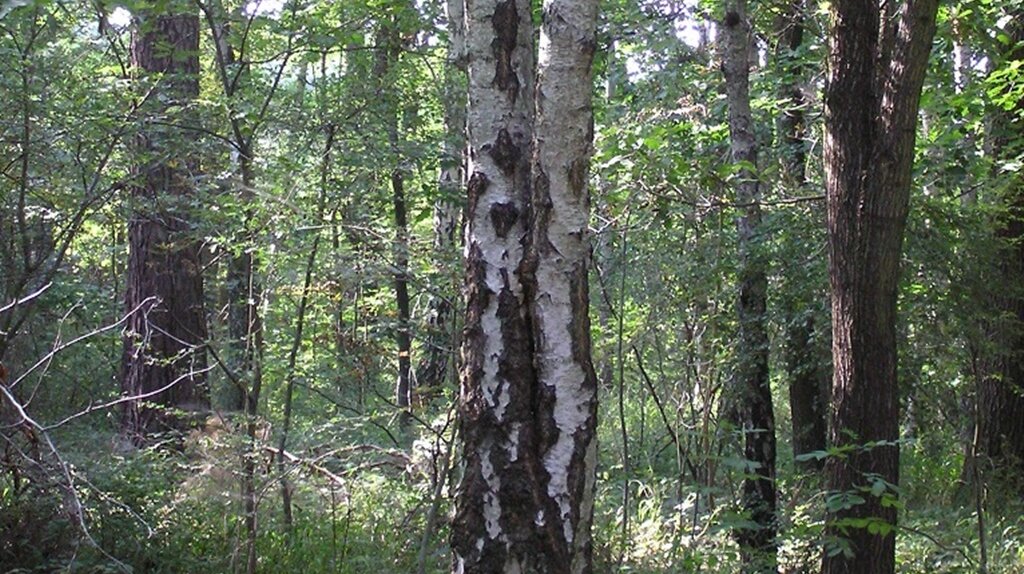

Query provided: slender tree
[721,2,777,571]
[528,0,600,568]
[369,11,415,421]
[417,0,467,396]
[121,3,208,440]
[772,0,828,469]
[821,0,938,572]
[451,0,599,571]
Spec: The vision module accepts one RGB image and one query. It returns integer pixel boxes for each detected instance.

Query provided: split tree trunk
[452,0,539,568]
[451,0,599,572]
[821,1,937,572]
[121,4,208,440]
[721,3,777,571]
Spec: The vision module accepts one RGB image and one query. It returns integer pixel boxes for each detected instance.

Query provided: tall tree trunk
[721,3,777,571]
[965,9,1024,488]
[772,0,828,470]
[121,5,208,440]
[451,0,599,571]
[451,0,539,568]
[528,0,600,570]
[821,1,937,572]
[371,16,414,420]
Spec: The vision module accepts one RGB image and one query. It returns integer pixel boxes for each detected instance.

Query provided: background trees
[1,1,1023,573]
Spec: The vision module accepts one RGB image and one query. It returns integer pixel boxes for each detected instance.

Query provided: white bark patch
[507,422,522,461]
[480,445,503,539]
[533,0,598,548]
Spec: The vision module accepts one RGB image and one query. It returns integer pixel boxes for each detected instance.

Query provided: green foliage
[2,0,1023,571]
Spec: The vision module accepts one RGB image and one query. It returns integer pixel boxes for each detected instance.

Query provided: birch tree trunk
[821,1,937,572]
[528,0,600,570]
[452,0,598,571]
[121,4,209,440]
[721,3,777,571]
[452,0,538,568]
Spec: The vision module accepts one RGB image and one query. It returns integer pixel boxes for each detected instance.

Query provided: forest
[0,0,1022,572]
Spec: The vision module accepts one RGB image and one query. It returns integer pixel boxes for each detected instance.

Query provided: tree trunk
[451,0,539,568]
[121,5,208,440]
[528,0,600,570]
[821,1,937,572]
[451,0,599,571]
[965,10,1024,488]
[721,3,777,571]
[772,0,828,470]
[370,16,414,421]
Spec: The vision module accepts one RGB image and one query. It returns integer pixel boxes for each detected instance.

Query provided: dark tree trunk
[721,3,777,571]
[772,0,828,470]
[121,6,208,440]
[785,315,827,467]
[966,10,1024,488]
[821,1,937,572]
[372,17,414,419]
[392,167,413,414]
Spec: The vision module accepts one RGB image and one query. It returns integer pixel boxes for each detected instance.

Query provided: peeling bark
[529,0,599,570]
[452,0,539,569]
[452,0,598,572]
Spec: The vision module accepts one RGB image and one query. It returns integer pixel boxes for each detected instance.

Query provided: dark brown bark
[821,1,937,572]
[722,3,777,571]
[966,11,1024,488]
[121,7,208,440]
[392,167,413,414]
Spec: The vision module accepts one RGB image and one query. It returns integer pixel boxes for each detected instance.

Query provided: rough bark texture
[821,1,937,572]
[529,0,600,571]
[452,0,540,569]
[967,11,1024,487]
[121,7,208,440]
[773,0,828,470]
[721,3,777,571]
[451,0,598,572]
